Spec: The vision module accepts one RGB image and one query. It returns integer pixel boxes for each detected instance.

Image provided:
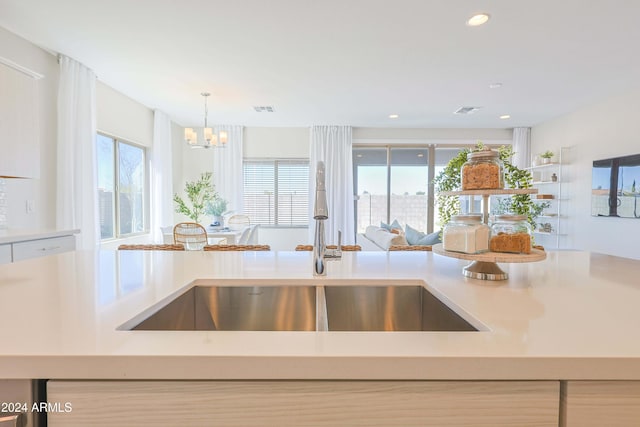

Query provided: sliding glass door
[353,147,428,233]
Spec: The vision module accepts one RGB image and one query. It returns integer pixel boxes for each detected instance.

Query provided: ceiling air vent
[454,106,482,115]
[253,106,275,112]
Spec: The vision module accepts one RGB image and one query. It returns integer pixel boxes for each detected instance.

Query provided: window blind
[244,160,309,226]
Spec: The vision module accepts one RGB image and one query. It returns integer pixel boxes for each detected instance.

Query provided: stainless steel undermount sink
[121,280,482,332]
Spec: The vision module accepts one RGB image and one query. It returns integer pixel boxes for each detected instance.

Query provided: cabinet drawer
[12,235,76,262]
[0,244,11,264]
[48,380,559,426]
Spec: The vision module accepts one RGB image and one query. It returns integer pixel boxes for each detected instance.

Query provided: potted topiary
[173,172,218,224]
[540,150,554,164]
[433,142,546,232]
[206,197,228,228]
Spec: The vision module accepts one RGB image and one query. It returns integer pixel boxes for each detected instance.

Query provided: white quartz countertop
[0,228,79,244]
[1,249,640,380]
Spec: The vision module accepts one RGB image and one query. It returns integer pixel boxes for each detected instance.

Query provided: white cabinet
[11,235,76,262]
[526,147,570,249]
[0,60,40,179]
[47,380,559,427]
[0,231,77,263]
[0,244,11,264]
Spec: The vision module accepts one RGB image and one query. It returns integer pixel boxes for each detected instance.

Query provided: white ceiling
[1,0,640,129]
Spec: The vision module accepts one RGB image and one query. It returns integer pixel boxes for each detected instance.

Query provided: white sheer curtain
[150,110,174,242]
[212,125,244,214]
[308,125,355,244]
[56,55,99,250]
[512,127,531,169]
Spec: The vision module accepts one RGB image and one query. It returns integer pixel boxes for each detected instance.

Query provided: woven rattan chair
[203,244,271,251]
[388,245,432,251]
[227,214,251,231]
[118,244,185,251]
[295,244,361,251]
[173,222,208,250]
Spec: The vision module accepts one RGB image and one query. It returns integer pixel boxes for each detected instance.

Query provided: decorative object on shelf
[432,243,546,281]
[173,172,220,224]
[536,194,554,199]
[461,147,504,190]
[442,214,490,254]
[489,214,533,254]
[184,92,228,149]
[538,222,553,233]
[434,143,539,230]
[206,197,229,228]
[551,173,558,182]
[540,150,554,164]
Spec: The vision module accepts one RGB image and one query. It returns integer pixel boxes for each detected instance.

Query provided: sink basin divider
[315,285,328,332]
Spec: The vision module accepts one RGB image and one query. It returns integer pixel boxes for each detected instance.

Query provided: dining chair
[388,245,432,251]
[118,244,185,251]
[173,222,208,250]
[227,214,251,231]
[203,244,271,251]
[237,224,260,245]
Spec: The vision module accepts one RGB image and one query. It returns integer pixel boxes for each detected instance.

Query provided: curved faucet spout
[313,161,328,276]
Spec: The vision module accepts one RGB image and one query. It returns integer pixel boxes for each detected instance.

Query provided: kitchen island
[1,249,639,426]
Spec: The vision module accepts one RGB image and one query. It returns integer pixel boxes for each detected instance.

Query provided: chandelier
[184,92,228,148]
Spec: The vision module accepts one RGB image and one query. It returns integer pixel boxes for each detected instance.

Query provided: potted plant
[540,150,554,164]
[173,172,218,224]
[206,197,228,228]
[433,142,545,232]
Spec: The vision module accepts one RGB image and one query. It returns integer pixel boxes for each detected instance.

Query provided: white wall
[353,127,513,143]
[532,88,640,260]
[96,83,153,146]
[1,26,58,229]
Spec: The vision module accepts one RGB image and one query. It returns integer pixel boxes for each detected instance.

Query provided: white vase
[542,157,551,164]
[211,215,224,228]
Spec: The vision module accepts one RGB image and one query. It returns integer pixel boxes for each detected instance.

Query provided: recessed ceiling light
[417,153,424,158]
[467,13,490,26]
[489,82,503,89]
[389,114,399,119]
[356,154,363,158]
[499,114,511,119]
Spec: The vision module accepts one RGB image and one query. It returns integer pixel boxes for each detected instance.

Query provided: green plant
[173,172,218,223]
[433,142,544,230]
[540,150,554,159]
[206,197,228,217]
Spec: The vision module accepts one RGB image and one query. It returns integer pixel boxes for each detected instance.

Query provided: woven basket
[118,244,185,251]
[203,244,271,251]
[388,245,432,251]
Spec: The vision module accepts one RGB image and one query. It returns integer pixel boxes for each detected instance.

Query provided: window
[243,159,309,227]
[354,144,508,233]
[354,147,428,233]
[97,134,147,239]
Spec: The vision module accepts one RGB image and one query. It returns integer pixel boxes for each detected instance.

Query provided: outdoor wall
[531,87,640,260]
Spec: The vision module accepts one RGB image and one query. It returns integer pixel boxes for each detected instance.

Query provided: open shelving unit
[524,147,570,249]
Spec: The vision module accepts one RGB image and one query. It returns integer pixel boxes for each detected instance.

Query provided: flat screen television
[592,153,640,218]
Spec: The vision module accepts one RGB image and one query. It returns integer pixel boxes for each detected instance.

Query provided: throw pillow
[405,224,442,246]
[380,219,402,231]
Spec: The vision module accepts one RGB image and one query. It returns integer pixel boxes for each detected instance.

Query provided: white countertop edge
[5,355,640,381]
[0,228,79,244]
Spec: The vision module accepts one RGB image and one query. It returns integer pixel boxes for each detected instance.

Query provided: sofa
[356,223,441,251]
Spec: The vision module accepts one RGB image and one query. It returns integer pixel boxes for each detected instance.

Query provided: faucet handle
[325,230,343,259]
